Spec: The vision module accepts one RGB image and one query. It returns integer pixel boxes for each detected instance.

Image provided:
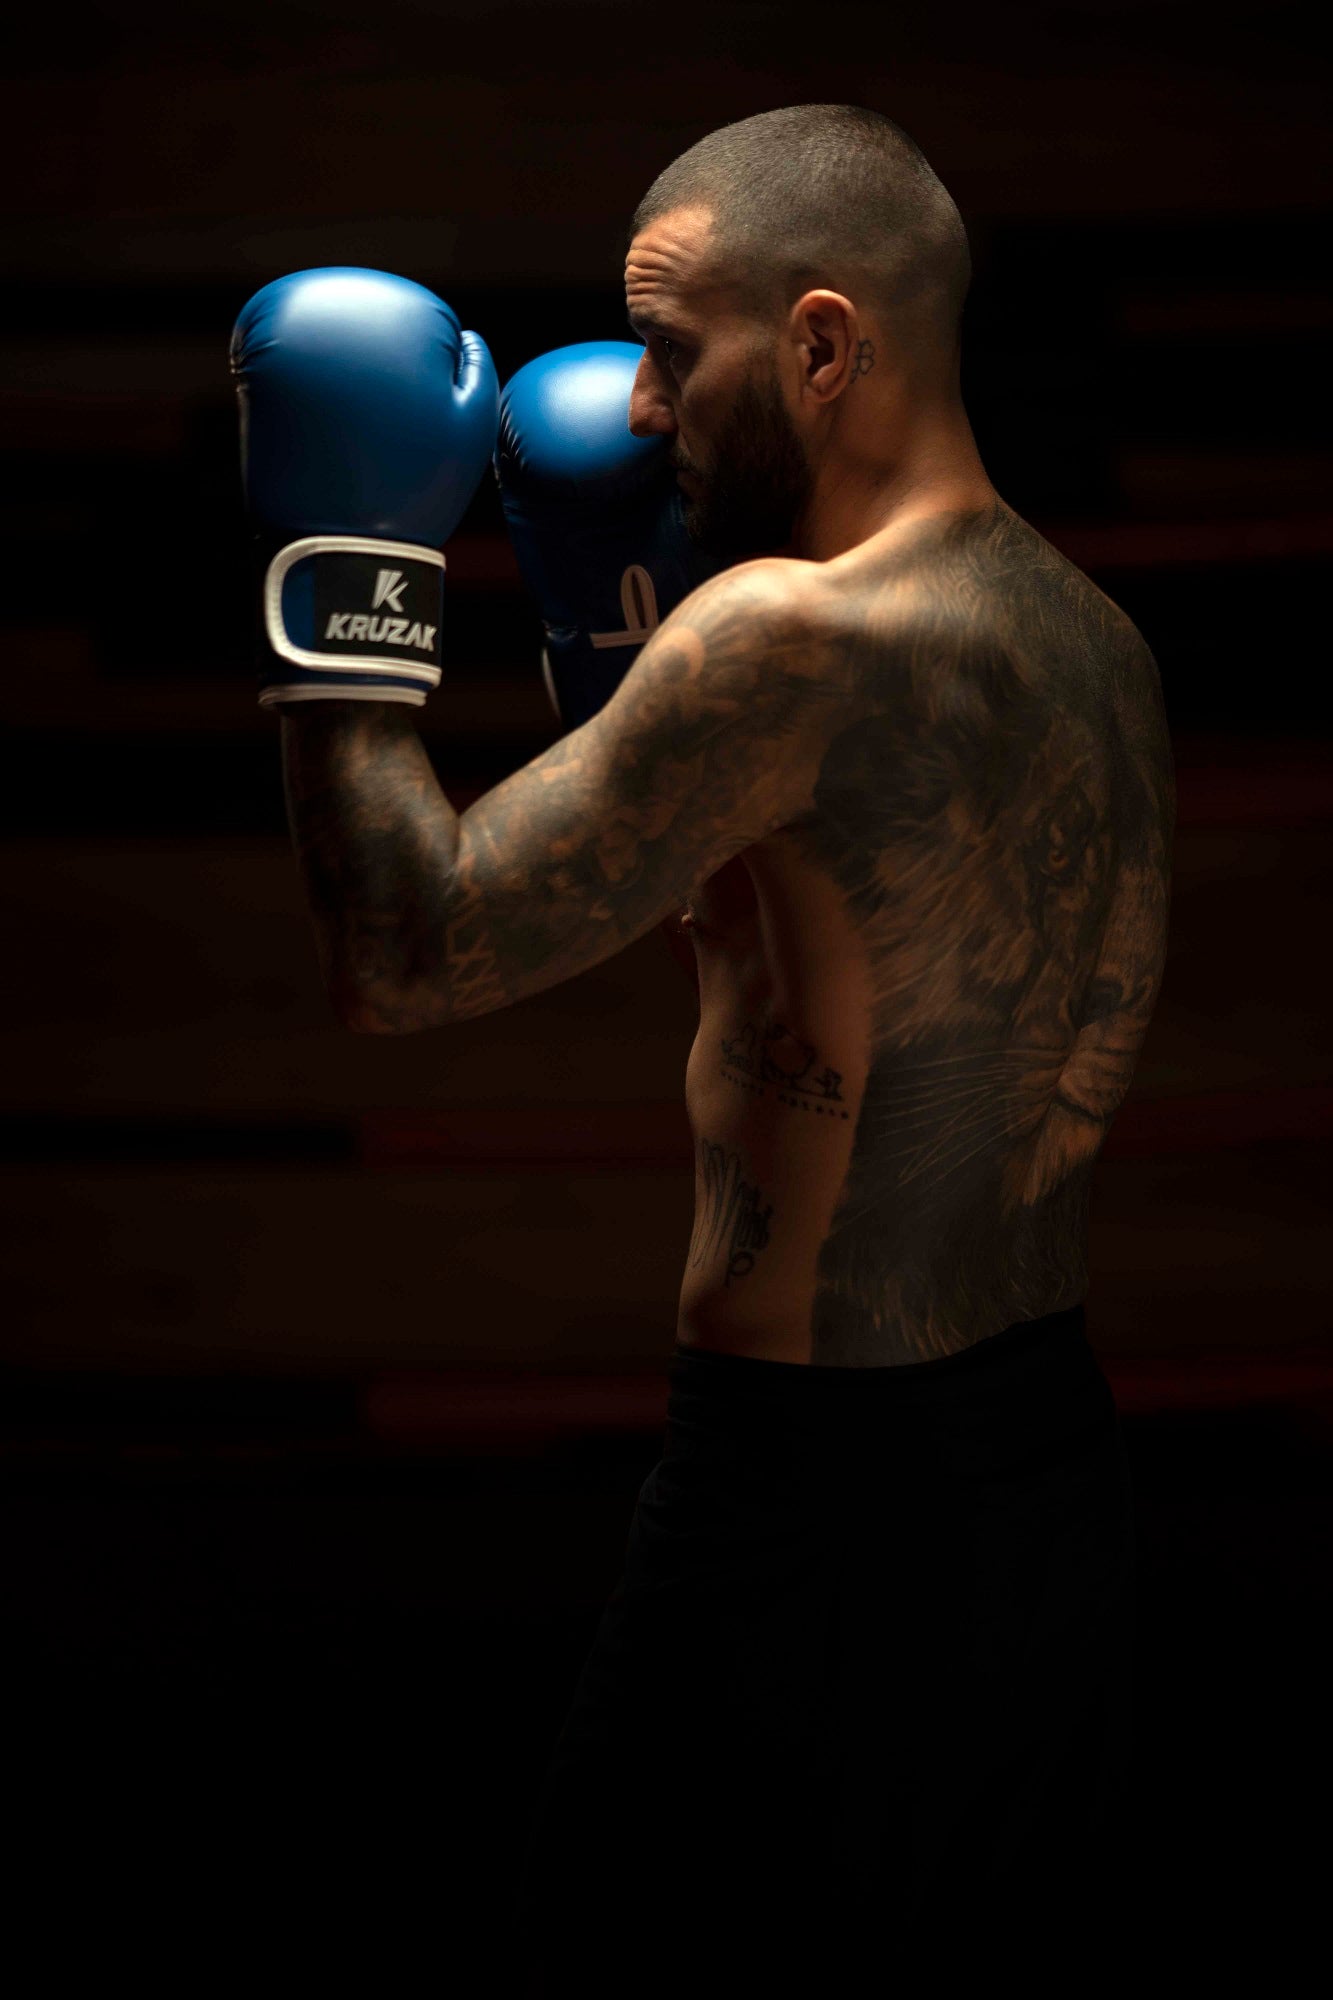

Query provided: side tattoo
[688,1138,775,1286]
[719,1014,850,1119]
[790,502,1174,1363]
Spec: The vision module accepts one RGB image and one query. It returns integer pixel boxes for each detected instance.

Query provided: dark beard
[678,357,812,565]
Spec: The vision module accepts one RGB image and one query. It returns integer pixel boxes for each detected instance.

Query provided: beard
[675,354,813,565]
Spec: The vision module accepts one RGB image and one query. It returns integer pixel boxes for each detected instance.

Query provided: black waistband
[665,1304,1116,1475]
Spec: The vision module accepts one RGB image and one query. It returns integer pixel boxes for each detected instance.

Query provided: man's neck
[795,472,998,562]
[793,403,994,562]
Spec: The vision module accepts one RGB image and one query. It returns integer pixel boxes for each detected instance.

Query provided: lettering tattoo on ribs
[719,1014,851,1120]
[689,1138,775,1286]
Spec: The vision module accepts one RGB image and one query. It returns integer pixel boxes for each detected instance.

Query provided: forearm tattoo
[282,565,840,1033]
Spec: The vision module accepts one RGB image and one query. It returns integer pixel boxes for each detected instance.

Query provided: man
[237,104,1172,1995]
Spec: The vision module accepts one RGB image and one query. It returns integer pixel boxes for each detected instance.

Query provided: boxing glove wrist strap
[258,535,446,710]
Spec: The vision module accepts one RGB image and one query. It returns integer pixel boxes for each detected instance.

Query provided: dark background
[2,1,1329,1985]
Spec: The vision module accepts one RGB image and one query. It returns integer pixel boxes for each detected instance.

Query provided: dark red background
[1,2,1327,1985]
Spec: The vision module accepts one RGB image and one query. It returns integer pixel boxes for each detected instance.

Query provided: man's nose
[627,352,676,438]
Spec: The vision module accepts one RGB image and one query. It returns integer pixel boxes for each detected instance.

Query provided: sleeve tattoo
[280,560,837,1033]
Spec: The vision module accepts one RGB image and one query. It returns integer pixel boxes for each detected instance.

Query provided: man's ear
[791,289,860,399]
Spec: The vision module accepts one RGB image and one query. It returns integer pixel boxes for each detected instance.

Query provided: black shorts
[512,1304,1137,1995]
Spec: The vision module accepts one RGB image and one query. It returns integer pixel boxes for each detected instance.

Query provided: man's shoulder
[683,556,855,683]
[622,556,850,751]
[654,557,835,692]
[802,511,1117,667]
[685,555,821,623]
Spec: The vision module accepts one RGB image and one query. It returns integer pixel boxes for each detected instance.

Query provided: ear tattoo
[849,338,876,382]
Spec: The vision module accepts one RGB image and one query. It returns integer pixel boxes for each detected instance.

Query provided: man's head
[624,104,974,563]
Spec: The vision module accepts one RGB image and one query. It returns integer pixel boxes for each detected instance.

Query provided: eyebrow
[627,312,679,340]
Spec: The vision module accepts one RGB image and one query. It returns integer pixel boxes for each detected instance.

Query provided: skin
[281,205,1175,1367]
[624,205,991,563]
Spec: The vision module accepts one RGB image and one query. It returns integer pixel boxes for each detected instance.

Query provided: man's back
[677,498,1175,1365]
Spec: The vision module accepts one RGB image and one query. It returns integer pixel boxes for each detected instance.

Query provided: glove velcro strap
[260,536,446,705]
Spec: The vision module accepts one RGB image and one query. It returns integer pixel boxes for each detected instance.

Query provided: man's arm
[280,560,836,1032]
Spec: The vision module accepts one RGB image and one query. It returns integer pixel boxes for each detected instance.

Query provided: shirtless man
[234,103,1172,1996]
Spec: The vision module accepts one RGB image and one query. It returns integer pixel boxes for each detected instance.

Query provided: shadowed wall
[2,4,1327,1988]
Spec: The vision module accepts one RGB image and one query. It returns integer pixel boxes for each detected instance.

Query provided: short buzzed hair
[631,104,971,381]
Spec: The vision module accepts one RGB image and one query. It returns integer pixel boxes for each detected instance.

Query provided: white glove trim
[258,683,427,709]
[263,535,446,682]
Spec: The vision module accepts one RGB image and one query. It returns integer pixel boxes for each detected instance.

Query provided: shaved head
[630,104,971,389]
[624,108,986,563]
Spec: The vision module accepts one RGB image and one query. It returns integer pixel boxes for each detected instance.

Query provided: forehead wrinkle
[625,265,727,346]
[625,210,712,300]
[626,237,691,278]
[625,258,689,321]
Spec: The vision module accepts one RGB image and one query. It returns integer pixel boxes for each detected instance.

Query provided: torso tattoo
[280,499,1174,1369]
[677,500,1175,1367]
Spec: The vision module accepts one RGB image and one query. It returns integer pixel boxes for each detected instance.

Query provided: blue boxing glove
[494,341,716,731]
[230,267,498,708]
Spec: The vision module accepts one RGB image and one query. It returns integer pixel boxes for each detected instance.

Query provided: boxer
[233,101,1170,1994]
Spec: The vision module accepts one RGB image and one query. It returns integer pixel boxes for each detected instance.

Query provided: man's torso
[675,498,1175,1367]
